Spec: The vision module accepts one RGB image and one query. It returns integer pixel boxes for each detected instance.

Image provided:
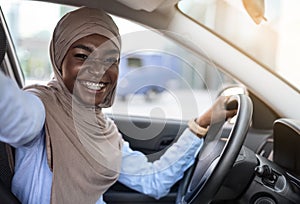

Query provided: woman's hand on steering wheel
[196,96,238,129]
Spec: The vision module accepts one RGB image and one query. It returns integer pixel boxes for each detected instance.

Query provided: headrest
[0,23,7,63]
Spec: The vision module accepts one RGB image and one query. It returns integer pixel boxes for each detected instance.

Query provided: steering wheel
[177,94,253,204]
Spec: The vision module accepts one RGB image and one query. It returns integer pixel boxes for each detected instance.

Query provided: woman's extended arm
[118,129,203,199]
[0,72,45,147]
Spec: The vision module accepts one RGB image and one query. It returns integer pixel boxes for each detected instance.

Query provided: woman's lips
[79,80,108,91]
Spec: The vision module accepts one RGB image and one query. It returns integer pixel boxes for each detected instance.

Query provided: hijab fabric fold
[25,7,123,204]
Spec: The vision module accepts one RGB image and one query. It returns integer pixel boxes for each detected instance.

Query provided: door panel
[110,114,188,159]
[105,114,187,203]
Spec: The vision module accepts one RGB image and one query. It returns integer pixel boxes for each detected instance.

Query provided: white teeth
[81,81,105,91]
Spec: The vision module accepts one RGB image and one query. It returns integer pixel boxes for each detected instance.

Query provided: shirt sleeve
[0,72,45,147]
[118,128,203,199]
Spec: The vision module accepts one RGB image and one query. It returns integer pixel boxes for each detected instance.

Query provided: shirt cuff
[179,128,203,158]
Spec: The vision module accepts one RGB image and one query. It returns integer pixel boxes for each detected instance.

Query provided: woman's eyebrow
[73,44,119,56]
[104,49,119,56]
[73,44,93,53]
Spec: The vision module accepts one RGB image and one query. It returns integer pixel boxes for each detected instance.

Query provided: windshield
[178,0,300,91]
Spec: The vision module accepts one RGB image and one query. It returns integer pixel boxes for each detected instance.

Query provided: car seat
[0,20,21,204]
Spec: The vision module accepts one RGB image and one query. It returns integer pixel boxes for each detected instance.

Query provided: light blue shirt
[0,72,203,204]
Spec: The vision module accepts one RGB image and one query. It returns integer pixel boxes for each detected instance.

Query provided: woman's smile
[79,80,108,92]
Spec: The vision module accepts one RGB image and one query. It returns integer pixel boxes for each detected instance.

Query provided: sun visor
[117,0,166,12]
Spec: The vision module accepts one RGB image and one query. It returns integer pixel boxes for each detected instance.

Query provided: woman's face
[61,34,119,106]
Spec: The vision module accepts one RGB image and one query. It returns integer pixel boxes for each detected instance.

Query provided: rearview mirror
[242,0,267,24]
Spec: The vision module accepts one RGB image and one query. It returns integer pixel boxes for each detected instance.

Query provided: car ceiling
[36,0,178,31]
[36,0,178,14]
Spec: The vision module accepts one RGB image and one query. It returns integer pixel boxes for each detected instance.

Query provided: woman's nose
[88,67,104,76]
[87,61,106,76]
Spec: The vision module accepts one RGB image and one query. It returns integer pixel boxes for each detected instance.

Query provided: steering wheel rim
[177,94,253,204]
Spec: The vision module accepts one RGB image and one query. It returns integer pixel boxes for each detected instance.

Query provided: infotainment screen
[273,118,300,177]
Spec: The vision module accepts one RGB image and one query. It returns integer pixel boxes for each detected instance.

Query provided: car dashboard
[213,117,300,204]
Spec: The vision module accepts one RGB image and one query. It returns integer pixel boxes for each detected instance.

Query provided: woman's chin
[73,85,107,106]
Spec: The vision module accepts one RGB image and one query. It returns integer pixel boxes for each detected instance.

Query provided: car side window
[1,1,239,120]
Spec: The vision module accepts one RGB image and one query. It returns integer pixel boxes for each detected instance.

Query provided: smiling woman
[61,34,119,106]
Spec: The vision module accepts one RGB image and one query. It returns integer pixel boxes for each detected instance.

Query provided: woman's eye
[74,53,88,60]
[103,57,118,65]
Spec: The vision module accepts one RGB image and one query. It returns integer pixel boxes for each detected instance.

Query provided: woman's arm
[117,96,237,199]
[0,72,45,147]
[118,129,203,199]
